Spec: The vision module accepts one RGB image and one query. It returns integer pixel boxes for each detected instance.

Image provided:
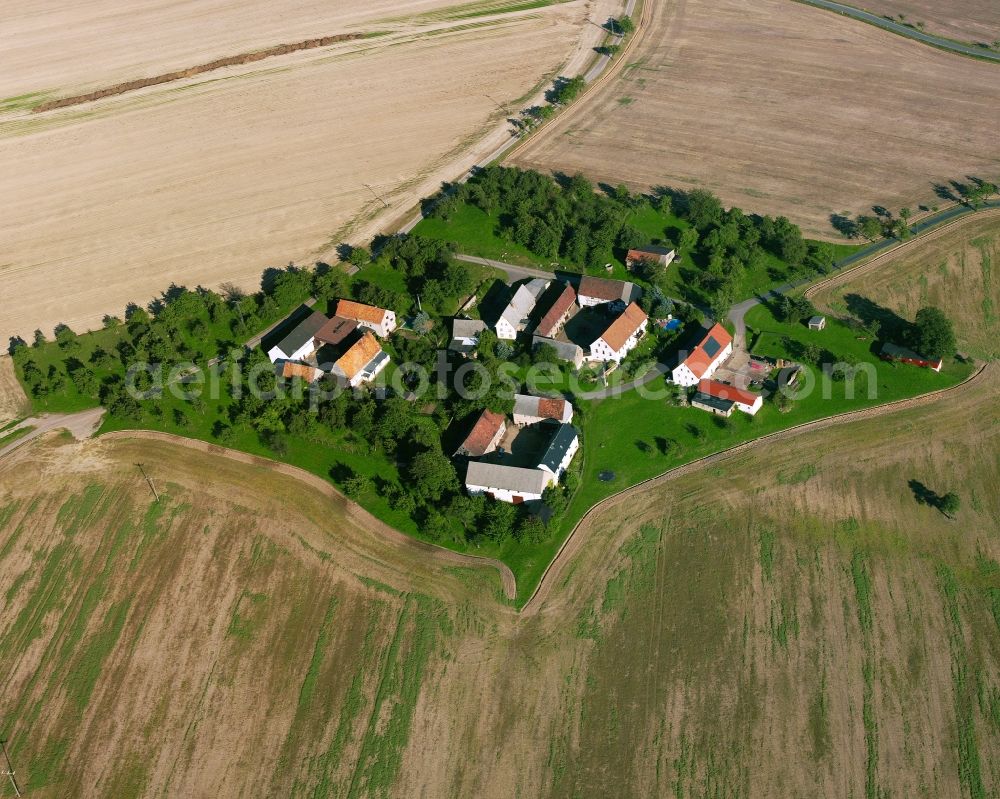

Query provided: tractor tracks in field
[519,361,994,616]
[97,430,518,601]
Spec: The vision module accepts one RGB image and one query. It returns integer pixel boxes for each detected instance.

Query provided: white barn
[465,462,554,504]
[266,311,328,363]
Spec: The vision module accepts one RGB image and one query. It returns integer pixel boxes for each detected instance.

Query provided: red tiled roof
[459,410,506,456]
[282,362,322,382]
[535,283,576,338]
[627,246,673,263]
[536,397,568,421]
[597,302,647,352]
[681,323,733,378]
[336,299,389,325]
[334,331,382,380]
[698,379,760,407]
[314,315,358,346]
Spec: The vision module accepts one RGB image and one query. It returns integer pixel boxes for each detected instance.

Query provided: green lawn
[413,199,862,305]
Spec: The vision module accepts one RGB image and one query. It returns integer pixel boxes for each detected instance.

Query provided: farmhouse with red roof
[671,323,733,387]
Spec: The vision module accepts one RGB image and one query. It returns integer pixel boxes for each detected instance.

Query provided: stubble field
[810,212,1000,359]
[1,362,997,797]
[857,0,1000,43]
[509,0,1000,239]
[0,0,619,342]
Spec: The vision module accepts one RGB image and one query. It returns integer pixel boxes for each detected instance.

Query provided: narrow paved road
[729,201,1000,348]
[454,254,554,283]
[796,0,1000,61]
[0,408,105,460]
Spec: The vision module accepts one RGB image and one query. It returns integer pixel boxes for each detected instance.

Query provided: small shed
[808,316,827,331]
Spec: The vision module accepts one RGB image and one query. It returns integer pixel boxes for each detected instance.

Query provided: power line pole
[363,183,389,209]
[0,740,21,798]
[136,463,159,502]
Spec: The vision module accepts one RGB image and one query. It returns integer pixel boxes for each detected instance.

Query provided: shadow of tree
[843,293,911,344]
[908,478,946,513]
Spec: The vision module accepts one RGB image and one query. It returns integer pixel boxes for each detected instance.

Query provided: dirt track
[99,429,517,600]
[521,360,994,615]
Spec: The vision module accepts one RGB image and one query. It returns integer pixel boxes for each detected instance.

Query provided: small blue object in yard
[662,319,681,331]
[598,470,616,482]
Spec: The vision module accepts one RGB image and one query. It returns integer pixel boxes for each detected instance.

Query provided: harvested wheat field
[0,356,29,427]
[2,362,999,796]
[858,0,1000,44]
[0,0,620,341]
[810,212,1000,359]
[509,0,1000,239]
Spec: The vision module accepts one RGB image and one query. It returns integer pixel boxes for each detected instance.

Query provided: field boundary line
[519,361,993,615]
[791,0,1000,63]
[804,208,1000,302]
[500,0,650,165]
[96,430,518,600]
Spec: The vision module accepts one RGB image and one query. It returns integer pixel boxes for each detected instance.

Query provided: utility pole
[363,183,389,209]
[484,94,508,114]
[0,740,21,798]
[136,463,159,502]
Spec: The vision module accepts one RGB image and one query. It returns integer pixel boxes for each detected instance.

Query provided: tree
[911,306,956,359]
[408,450,458,503]
[857,215,884,242]
[939,492,960,518]
[347,246,371,268]
[481,500,518,542]
[683,189,724,230]
[678,226,699,254]
[32,329,46,348]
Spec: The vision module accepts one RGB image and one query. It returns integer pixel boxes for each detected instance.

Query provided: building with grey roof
[464,461,554,504]
[537,423,579,478]
[495,278,550,340]
[266,311,328,363]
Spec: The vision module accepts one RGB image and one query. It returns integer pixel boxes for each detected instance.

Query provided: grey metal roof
[274,311,328,356]
[465,461,549,495]
[452,319,486,339]
[532,336,583,361]
[538,423,578,473]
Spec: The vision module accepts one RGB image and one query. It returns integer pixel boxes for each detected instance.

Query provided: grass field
[1,360,997,796]
[508,0,1000,240]
[811,214,1000,360]
[0,0,617,342]
[857,0,1000,44]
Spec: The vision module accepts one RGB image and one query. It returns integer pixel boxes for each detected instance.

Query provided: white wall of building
[267,339,316,365]
[539,435,579,478]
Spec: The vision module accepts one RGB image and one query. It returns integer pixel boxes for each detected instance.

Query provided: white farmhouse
[464,462,554,504]
[671,323,733,387]
[495,279,549,340]
[266,311,329,363]
[335,299,397,338]
[589,302,648,363]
